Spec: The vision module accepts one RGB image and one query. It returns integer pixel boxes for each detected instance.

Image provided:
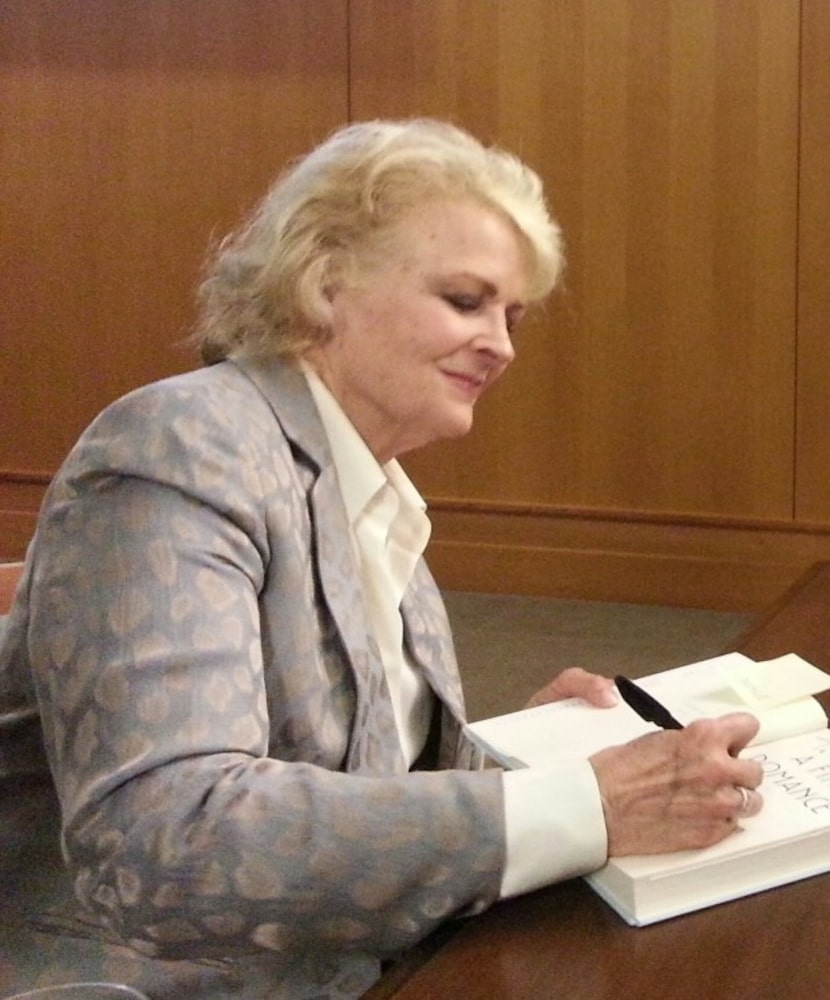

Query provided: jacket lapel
[401,566,465,721]
[310,465,405,774]
[401,564,476,769]
[232,357,405,775]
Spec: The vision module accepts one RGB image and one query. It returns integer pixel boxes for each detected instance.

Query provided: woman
[0,120,762,999]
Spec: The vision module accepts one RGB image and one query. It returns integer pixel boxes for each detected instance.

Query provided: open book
[465,652,830,926]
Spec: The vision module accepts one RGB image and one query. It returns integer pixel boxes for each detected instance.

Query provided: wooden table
[365,562,830,1000]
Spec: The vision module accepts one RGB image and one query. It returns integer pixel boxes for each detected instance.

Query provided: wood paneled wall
[2,1,830,611]
[0,0,349,553]
[351,0,830,610]
[796,0,830,522]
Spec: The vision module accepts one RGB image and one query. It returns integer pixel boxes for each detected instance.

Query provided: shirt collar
[302,364,426,526]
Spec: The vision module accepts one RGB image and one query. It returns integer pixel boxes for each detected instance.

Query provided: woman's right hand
[590,712,764,857]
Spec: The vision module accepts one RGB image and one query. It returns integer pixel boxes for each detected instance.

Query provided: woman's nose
[480,313,516,363]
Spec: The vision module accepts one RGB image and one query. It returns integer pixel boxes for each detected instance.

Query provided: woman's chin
[438,410,476,443]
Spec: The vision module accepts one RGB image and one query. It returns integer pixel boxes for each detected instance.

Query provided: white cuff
[499,758,608,899]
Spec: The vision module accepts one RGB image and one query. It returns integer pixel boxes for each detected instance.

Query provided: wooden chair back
[0,562,24,615]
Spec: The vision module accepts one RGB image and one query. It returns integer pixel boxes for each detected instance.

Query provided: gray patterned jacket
[0,357,505,996]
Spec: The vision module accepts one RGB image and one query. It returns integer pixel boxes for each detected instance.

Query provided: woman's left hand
[525,667,618,709]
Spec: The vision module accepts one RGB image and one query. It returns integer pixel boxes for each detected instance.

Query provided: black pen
[615,675,684,731]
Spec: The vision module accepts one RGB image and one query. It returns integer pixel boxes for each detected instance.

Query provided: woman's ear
[301,257,338,328]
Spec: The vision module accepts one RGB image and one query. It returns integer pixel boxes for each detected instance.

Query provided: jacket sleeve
[22,371,506,963]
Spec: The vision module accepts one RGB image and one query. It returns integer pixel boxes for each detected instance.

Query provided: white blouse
[304,367,607,898]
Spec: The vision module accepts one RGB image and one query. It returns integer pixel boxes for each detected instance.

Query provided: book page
[640,653,829,745]
[721,652,830,708]
[607,728,830,879]
[465,653,829,768]
[466,697,655,767]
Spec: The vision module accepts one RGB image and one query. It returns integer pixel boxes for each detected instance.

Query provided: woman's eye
[445,294,480,313]
[506,307,526,336]
[506,313,523,336]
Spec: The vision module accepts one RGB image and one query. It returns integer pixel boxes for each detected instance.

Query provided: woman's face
[306,197,531,463]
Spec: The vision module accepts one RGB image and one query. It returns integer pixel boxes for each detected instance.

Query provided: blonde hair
[196,119,563,363]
